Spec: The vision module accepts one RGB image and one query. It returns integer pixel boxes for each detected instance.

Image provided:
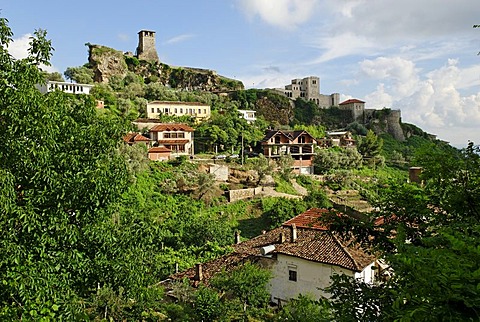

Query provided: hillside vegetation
[2,17,477,321]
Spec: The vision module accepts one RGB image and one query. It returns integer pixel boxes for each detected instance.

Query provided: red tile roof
[150,123,194,132]
[148,147,171,153]
[123,133,151,143]
[339,99,365,105]
[167,208,375,286]
[282,208,330,230]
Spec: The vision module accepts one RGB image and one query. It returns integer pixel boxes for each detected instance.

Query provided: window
[180,108,183,114]
[174,108,178,113]
[178,133,185,138]
[157,108,160,113]
[151,108,154,113]
[288,269,297,282]
[203,109,207,114]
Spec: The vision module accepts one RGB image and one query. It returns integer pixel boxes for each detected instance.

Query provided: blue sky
[3,0,480,147]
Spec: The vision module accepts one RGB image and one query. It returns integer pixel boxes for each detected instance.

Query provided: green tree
[325,142,480,321]
[43,71,64,81]
[262,197,308,228]
[211,262,271,312]
[275,294,332,322]
[0,18,129,319]
[193,286,223,321]
[64,65,94,84]
[277,153,294,181]
[248,154,274,185]
[357,129,383,159]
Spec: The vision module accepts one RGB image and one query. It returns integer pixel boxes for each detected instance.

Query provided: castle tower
[136,30,159,62]
[339,99,365,123]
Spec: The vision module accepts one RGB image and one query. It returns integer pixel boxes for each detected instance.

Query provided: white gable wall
[268,254,355,304]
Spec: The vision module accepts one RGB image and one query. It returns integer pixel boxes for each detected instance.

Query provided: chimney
[291,224,297,242]
[235,230,241,244]
[194,263,203,281]
[279,232,286,243]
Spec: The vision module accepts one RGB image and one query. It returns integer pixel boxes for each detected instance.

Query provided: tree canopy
[325,142,480,321]
[0,18,130,319]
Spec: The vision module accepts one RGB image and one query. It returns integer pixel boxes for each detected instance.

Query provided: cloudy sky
[3,0,480,147]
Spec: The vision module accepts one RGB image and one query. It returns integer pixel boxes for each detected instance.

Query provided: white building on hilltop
[36,81,93,95]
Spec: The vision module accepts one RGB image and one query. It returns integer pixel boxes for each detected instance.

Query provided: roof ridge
[330,233,361,271]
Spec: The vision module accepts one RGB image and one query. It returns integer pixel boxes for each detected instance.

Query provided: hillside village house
[126,119,195,160]
[261,130,317,174]
[325,131,356,147]
[238,109,257,123]
[165,208,378,305]
[36,80,94,95]
[149,123,195,158]
[146,101,211,122]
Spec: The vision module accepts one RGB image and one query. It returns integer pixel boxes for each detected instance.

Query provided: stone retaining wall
[228,187,264,202]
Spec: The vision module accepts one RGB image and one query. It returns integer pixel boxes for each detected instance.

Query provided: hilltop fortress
[275,76,405,141]
[87,30,243,91]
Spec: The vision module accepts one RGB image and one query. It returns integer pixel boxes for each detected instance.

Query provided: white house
[36,81,93,95]
[238,109,257,123]
[166,208,378,305]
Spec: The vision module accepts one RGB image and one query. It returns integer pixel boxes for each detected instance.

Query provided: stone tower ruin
[136,30,159,62]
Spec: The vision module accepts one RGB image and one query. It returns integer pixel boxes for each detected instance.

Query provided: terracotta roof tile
[150,123,194,132]
[339,99,365,105]
[166,208,376,286]
[148,147,171,153]
[123,132,151,143]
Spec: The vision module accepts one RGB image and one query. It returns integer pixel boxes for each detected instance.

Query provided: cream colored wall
[146,102,210,120]
[268,254,355,303]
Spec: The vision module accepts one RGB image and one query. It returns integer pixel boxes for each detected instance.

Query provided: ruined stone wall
[228,187,264,202]
[364,109,405,141]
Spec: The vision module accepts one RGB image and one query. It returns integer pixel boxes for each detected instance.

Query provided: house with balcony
[149,123,194,158]
[326,131,356,147]
[146,101,210,122]
[260,129,317,174]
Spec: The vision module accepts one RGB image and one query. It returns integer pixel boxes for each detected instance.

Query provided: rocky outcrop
[364,109,405,141]
[87,44,243,91]
[88,45,128,83]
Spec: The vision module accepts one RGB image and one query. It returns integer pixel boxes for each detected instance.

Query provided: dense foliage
[0,19,129,319]
[324,142,480,321]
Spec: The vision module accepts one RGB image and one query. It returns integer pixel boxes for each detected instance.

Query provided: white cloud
[360,57,420,97]
[309,33,378,63]
[364,83,393,108]
[360,58,480,146]
[237,0,317,29]
[164,34,194,45]
[9,34,31,60]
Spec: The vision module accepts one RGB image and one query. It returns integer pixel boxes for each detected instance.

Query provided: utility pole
[241,132,244,166]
